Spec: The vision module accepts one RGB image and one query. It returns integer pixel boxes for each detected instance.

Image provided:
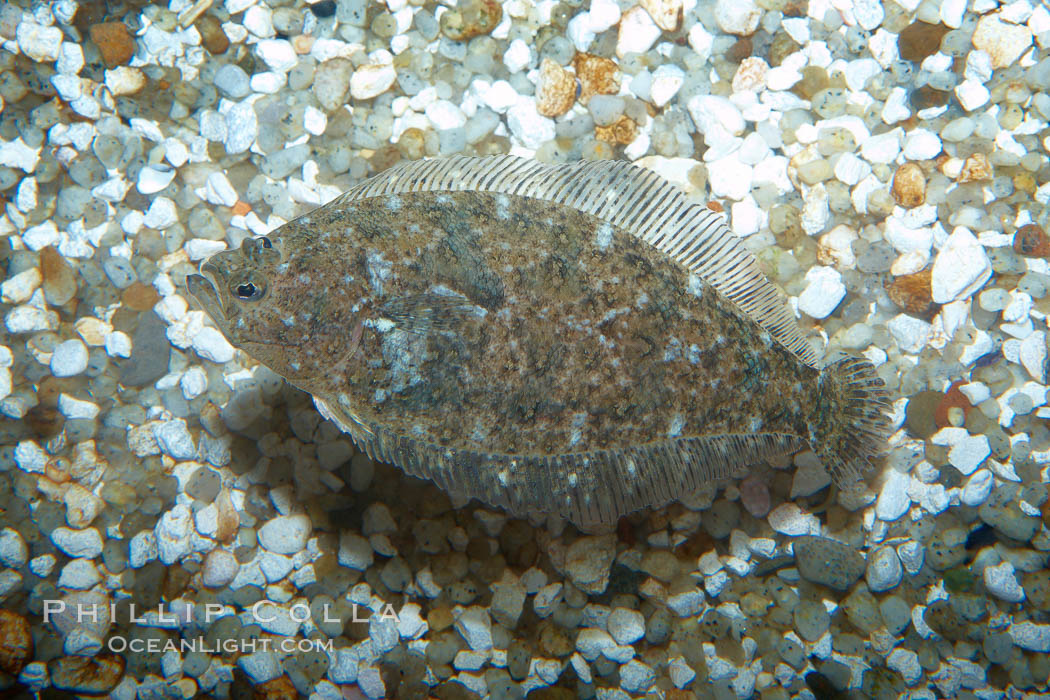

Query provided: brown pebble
[767,30,800,67]
[26,405,65,440]
[89,22,136,67]
[1024,569,1050,610]
[1013,223,1050,258]
[253,674,298,700]
[427,606,454,632]
[897,21,950,62]
[958,153,992,182]
[231,200,252,216]
[0,610,32,675]
[48,654,126,695]
[40,245,77,306]
[214,489,239,543]
[537,621,573,657]
[885,268,934,315]
[909,84,950,111]
[934,380,972,429]
[574,52,620,104]
[535,58,576,118]
[439,0,502,41]
[891,162,926,208]
[595,115,637,145]
[665,691,699,700]
[727,37,752,64]
[397,128,426,160]
[196,14,229,55]
[923,600,969,641]
[122,282,160,311]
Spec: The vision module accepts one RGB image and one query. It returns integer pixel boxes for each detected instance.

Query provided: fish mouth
[186,265,226,323]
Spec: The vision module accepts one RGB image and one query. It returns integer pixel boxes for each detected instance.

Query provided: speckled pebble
[866,545,903,592]
[793,536,865,591]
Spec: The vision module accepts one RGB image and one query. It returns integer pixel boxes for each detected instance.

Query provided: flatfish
[187,156,890,529]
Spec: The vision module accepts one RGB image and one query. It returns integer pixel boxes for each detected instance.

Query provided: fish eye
[232,280,266,301]
[260,238,272,249]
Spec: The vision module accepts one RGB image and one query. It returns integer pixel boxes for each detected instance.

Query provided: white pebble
[767,503,819,536]
[860,129,901,164]
[0,528,28,569]
[617,6,661,56]
[714,0,761,35]
[798,266,845,319]
[144,197,178,229]
[649,65,684,108]
[931,227,992,303]
[185,239,227,261]
[50,339,89,377]
[425,100,467,131]
[948,434,990,475]
[255,39,298,72]
[503,38,531,73]
[955,79,990,111]
[506,100,556,150]
[887,314,931,354]
[833,152,871,186]
[104,331,132,358]
[351,64,397,100]
[16,21,63,63]
[258,514,312,555]
[57,393,100,420]
[180,366,208,400]
[706,153,752,201]
[1,268,42,305]
[57,559,101,589]
[875,468,911,521]
[880,87,910,125]
[960,469,994,506]
[851,0,884,30]
[243,5,275,37]
[1019,332,1047,382]
[51,527,104,559]
[984,561,1024,603]
[303,106,327,136]
[607,607,645,645]
[687,95,745,138]
[56,41,84,75]
[193,327,236,363]
[202,549,239,587]
[903,129,942,160]
[137,165,176,194]
[887,648,922,685]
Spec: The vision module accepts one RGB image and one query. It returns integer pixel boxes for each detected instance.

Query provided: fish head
[187,233,319,381]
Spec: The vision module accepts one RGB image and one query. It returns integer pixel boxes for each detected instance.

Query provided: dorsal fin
[332,155,821,368]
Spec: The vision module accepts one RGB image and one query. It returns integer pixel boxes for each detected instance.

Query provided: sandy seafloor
[1,0,1050,697]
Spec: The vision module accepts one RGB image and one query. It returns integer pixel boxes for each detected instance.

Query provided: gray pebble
[214,64,251,99]
[186,466,222,502]
[588,94,626,127]
[102,257,137,289]
[793,535,865,591]
[120,312,171,387]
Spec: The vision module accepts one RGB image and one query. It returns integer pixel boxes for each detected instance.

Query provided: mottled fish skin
[188,156,890,529]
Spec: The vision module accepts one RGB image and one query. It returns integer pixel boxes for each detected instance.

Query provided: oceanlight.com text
[106,636,335,654]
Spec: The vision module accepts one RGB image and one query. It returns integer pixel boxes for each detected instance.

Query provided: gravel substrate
[1,0,1049,698]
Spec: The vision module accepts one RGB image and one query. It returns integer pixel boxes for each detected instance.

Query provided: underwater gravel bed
[0,0,1049,697]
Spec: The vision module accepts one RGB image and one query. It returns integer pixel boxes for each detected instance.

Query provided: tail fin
[810,356,892,488]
